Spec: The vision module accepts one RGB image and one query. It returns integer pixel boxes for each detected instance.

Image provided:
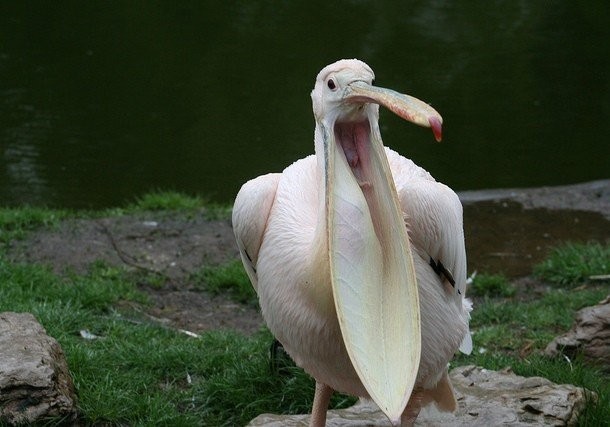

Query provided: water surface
[463,201,610,276]
[1,2,609,208]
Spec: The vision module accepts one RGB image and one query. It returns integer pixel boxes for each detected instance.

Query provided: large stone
[248,365,592,426]
[0,312,77,424]
[545,296,610,372]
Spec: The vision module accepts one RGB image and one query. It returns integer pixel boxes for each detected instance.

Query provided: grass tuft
[191,259,258,306]
[196,330,355,426]
[123,190,232,220]
[130,190,207,211]
[0,206,67,245]
[534,242,610,287]
[470,273,516,297]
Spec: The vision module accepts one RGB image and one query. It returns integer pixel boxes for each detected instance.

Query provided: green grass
[0,202,608,425]
[460,288,607,358]
[0,206,67,245]
[0,255,352,426]
[122,190,232,220]
[534,241,610,287]
[191,259,258,306]
[130,190,208,211]
[469,273,516,297]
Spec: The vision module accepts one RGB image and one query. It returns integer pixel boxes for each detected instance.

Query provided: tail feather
[421,370,457,412]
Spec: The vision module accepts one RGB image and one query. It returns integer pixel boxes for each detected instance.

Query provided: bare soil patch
[8,212,264,335]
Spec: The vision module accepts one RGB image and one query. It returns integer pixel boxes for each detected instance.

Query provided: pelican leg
[309,382,333,427]
[400,389,423,427]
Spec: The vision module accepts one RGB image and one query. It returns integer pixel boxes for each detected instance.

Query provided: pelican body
[233,59,471,426]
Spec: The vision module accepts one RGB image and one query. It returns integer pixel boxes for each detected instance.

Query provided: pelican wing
[387,148,472,411]
[388,148,473,353]
[232,173,280,291]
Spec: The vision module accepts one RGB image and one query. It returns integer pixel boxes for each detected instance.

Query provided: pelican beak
[345,81,442,141]
[325,80,442,424]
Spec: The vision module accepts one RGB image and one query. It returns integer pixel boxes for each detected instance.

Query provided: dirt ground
[7,180,610,336]
[8,212,265,335]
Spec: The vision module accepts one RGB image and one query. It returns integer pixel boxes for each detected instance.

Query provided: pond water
[1,2,609,208]
[463,201,610,276]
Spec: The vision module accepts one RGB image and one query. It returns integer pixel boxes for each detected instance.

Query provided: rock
[440,365,591,426]
[545,296,610,371]
[0,312,77,424]
[458,179,610,220]
[248,365,592,426]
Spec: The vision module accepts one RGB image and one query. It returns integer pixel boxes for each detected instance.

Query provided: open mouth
[334,119,373,190]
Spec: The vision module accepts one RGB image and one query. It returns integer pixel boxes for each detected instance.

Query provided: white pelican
[232,59,472,426]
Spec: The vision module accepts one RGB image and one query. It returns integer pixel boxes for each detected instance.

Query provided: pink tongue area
[335,121,372,186]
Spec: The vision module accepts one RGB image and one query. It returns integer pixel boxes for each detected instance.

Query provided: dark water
[1,2,609,208]
[463,201,610,277]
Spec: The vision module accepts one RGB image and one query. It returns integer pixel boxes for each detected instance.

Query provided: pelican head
[311,59,442,424]
[312,59,442,141]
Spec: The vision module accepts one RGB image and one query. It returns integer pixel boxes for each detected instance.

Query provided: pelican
[232,59,472,426]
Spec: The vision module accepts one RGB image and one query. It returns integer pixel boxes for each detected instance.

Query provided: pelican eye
[327,79,337,90]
